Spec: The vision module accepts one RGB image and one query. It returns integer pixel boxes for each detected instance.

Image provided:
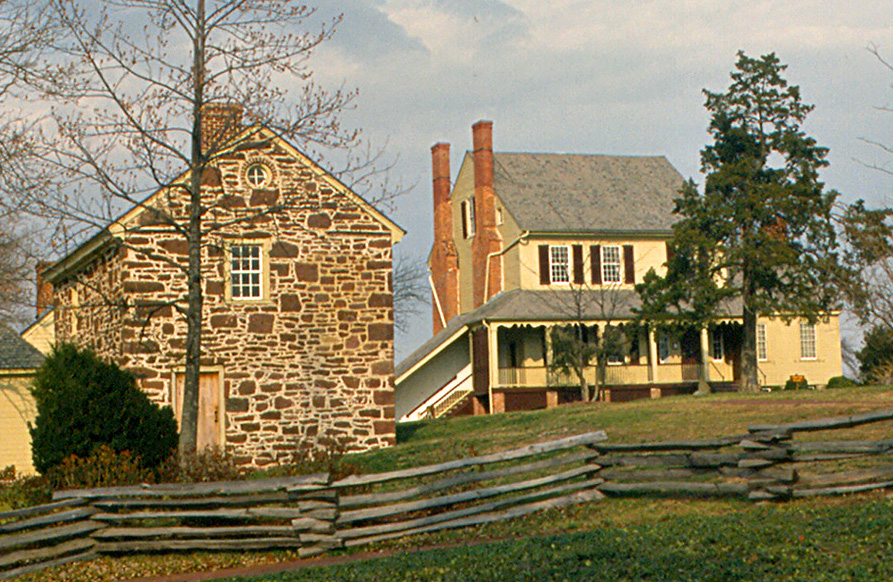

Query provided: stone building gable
[53,130,397,465]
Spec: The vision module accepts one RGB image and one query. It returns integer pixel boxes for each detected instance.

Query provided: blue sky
[301,1,893,360]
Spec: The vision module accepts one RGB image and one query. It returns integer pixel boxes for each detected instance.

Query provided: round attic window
[245,163,270,188]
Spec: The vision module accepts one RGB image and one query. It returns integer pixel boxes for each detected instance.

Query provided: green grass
[14,385,893,582]
[223,495,893,581]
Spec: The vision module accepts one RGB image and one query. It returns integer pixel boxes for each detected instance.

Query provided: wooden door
[174,372,222,450]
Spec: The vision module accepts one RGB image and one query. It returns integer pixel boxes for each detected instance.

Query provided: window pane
[231,244,263,299]
[757,324,768,361]
[549,246,569,283]
[602,246,621,283]
[800,322,816,359]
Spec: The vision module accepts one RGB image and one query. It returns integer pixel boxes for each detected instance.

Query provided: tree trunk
[740,280,760,393]
[178,0,207,461]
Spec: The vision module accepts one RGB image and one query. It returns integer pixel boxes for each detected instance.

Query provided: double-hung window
[549,245,570,284]
[231,244,263,300]
[756,323,768,361]
[601,245,622,283]
[800,322,816,360]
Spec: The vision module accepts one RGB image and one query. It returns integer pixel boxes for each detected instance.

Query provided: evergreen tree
[637,52,844,392]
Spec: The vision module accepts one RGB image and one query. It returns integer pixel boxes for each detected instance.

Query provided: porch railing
[496,362,715,389]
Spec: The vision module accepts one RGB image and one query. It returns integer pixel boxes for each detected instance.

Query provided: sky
[296,0,893,362]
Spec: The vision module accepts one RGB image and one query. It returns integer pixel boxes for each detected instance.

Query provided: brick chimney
[35,260,53,318]
[471,120,503,308]
[430,142,459,333]
[200,103,244,153]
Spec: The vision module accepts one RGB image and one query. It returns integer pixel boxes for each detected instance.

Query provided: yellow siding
[757,315,842,387]
[517,236,667,290]
[0,373,37,475]
[22,311,55,355]
[451,154,476,315]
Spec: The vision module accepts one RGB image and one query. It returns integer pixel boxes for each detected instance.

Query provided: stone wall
[54,131,396,466]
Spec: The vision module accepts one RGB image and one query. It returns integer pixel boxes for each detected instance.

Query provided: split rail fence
[3,408,893,579]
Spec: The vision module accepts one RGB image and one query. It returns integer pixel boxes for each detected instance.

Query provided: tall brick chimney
[471,120,503,308]
[200,103,244,153]
[35,260,53,318]
[430,143,459,333]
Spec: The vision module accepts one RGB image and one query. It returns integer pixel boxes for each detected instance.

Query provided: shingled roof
[492,153,684,233]
[0,325,44,370]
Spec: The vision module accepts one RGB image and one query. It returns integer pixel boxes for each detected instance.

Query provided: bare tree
[544,283,635,403]
[0,0,386,459]
[392,253,429,334]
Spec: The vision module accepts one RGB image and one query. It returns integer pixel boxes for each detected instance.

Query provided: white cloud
[301,0,893,357]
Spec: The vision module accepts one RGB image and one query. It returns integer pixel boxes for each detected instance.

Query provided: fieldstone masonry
[52,123,397,466]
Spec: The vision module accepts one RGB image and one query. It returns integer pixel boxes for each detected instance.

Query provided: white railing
[402,365,473,422]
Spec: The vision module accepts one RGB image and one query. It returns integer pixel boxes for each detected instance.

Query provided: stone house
[396,120,842,420]
[40,105,404,466]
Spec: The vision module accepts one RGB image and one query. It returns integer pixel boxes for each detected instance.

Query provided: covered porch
[481,320,743,413]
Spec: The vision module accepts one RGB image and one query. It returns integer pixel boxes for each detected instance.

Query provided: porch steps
[427,386,474,419]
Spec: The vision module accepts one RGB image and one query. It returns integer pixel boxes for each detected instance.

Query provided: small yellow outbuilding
[0,325,44,475]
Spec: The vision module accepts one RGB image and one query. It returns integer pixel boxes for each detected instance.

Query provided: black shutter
[591,245,602,284]
[460,201,468,239]
[539,245,550,285]
[665,241,675,263]
[623,245,635,284]
[573,245,584,284]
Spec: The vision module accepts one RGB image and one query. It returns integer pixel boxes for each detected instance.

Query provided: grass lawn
[14,385,893,582]
[221,495,893,582]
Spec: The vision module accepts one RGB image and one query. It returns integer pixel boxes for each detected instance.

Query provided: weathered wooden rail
[2,408,893,579]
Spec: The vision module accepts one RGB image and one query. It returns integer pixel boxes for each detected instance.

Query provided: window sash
[657,332,670,362]
[231,245,263,299]
[711,330,723,361]
[799,322,816,359]
[756,324,768,361]
[549,245,570,283]
[602,245,621,283]
[467,197,475,237]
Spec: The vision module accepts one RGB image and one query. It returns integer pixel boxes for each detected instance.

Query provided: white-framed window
[800,322,816,360]
[466,197,475,238]
[602,245,622,283]
[756,323,768,361]
[658,331,670,363]
[549,245,570,284]
[711,329,723,361]
[231,244,263,299]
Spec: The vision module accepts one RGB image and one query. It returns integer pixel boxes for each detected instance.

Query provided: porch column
[648,327,658,383]
[697,326,711,395]
[544,325,559,407]
[487,322,500,414]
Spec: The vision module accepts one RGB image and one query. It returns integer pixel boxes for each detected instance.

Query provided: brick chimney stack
[35,261,53,318]
[471,120,503,308]
[430,142,459,333]
[200,103,244,153]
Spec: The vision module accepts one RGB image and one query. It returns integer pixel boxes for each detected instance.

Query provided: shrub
[826,375,856,389]
[0,472,52,509]
[45,445,153,490]
[856,325,893,384]
[29,343,178,475]
[158,447,245,484]
[784,375,808,391]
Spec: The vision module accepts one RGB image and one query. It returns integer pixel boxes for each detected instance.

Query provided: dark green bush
[857,325,893,384]
[29,343,178,475]
[826,375,856,389]
[784,375,809,391]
